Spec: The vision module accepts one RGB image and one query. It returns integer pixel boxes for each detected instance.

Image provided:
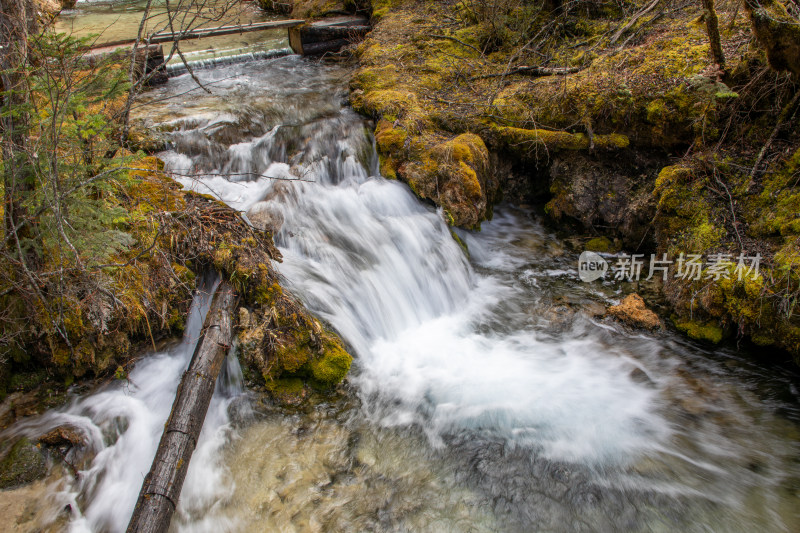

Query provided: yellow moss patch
[495,126,629,153]
[308,335,352,385]
[375,118,408,152]
[675,319,724,343]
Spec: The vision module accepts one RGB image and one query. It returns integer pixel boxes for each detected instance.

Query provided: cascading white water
[147,57,800,532]
[159,56,668,465]
[7,54,800,533]
[5,275,245,532]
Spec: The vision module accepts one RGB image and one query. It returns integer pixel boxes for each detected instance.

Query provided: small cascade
[2,274,245,532]
[166,48,293,77]
[6,51,800,533]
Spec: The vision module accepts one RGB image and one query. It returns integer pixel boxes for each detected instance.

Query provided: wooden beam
[126,282,236,533]
[91,19,305,51]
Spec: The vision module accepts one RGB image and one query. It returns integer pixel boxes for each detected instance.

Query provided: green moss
[255,279,283,306]
[167,307,185,331]
[8,370,48,392]
[265,377,305,396]
[754,148,800,236]
[354,89,421,121]
[0,438,47,489]
[375,119,408,152]
[494,126,629,153]
[450,229,469,256]
[585,236,616,253]
[371,0,404,21]
[379,154,399,179]
[309,336,352,386]
[351,65,400,92]
[675,319,725,343]
[654,164,692,193]
[274,330,314,374]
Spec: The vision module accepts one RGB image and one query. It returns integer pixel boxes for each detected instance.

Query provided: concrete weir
[288,16,371,56]
[84,15,370,82]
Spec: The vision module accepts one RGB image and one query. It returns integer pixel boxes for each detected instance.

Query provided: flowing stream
[6,17,800,533]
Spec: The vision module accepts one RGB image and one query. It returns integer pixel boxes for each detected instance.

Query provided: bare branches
[609,0,661,44]
[431,33,484,56]
[748,88,800,185]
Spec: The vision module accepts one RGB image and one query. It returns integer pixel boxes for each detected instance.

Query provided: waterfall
[159,55,668,464]
[6,54,800,533]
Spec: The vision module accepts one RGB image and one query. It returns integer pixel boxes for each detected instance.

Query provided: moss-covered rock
[675,319,725,344]
[745,0,800,76]
[585,236,616,253]
[402,133,495,228]
[237,296,353,399]
[310,336,352,385]
[0,439,47,489]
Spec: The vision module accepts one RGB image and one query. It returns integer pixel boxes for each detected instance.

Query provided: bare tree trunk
[703,0,726,69]
[126,283,236,533]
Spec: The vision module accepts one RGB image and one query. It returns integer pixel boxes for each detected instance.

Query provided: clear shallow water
[5,55,800,532]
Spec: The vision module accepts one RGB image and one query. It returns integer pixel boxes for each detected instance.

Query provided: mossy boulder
[0,439,47,489]
[310,336,352,385]
[745,0,800,76]
[237,298,353,400]
[403,133,496,228]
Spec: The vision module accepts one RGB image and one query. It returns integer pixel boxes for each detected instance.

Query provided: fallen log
[475,65,583,79]
[126,282,236,533]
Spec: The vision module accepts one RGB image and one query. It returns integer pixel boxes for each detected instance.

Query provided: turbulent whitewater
[7,55,800,532]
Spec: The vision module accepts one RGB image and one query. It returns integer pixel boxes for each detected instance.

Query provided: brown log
[475,65,583,80]
[126,282,236,533]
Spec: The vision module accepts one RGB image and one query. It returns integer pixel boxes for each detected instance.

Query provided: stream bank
[2,3,800,531]
[351,0,800,361]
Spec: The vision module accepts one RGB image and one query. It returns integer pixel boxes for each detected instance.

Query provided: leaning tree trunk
[127,282,236,533]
